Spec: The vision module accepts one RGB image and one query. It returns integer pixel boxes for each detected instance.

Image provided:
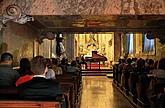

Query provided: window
[142,33,155,53]
[126,33,134,54]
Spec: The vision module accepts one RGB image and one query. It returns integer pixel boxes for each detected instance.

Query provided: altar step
[81,70,113,77]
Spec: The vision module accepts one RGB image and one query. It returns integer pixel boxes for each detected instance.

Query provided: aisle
[80,76,134,108]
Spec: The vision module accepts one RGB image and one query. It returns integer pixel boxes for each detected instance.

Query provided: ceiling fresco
[0,0,165,32]
[0,0,165,15]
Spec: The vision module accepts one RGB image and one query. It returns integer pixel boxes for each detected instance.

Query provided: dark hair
[51,58,58,65]
[0,52,13,62]
[154,60,158,69]
[19,58,32,76]
[71,60,77,67]
[20,58,31,69]
[132,58,137,62]
[127,58,132,64]
[136,58,145,72]
[30,56,47,75]
[158,58,165,70]
[45,58,52,68]
[61,58,66,65]
[148,59,154,65]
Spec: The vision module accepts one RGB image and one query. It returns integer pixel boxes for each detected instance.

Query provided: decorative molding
[0,4,34,30]
[36,31,56,44]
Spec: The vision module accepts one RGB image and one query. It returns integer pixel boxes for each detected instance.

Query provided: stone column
[65,34,75,61]
[0,29,4,55]
[114,32,121,62]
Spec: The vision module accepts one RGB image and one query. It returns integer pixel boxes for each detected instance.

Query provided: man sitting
[0,52,20,87]
[17,56,63,100]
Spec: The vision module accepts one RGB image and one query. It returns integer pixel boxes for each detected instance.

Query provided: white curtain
[143,33,154,52]
[126,33,134,54]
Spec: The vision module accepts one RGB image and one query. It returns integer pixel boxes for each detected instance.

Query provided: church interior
[0,0,165,108]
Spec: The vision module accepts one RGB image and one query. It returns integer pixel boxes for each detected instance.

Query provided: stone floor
[80,76,134,108]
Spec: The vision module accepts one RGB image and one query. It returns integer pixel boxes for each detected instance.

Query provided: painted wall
[0,22,39,66]
[1,0,165,15]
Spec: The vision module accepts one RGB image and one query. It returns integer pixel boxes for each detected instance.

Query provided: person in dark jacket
[0,52,20,87]
[17,56,63,99]
[17,58,33,76]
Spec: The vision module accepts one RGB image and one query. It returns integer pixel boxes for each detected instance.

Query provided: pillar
[114,32,121,62]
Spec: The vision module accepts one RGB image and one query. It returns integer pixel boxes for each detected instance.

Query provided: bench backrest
[0,100,60,108]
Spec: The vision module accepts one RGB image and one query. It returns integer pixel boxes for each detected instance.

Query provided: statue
[56,34,66,60]
[85,34,99,56]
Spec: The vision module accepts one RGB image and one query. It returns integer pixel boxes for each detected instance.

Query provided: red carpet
[87,64,105,67]
[87,63,107,69]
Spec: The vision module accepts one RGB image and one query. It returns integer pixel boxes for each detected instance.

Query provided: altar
[74,33,114,69]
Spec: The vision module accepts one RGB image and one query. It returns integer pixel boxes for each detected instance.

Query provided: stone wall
[0,22,39,66]
[64,33,75,61]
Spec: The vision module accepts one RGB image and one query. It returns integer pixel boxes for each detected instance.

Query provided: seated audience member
[151,58,165,94]
[122,58,132,90]
[0,52,20,87]
[136,58,150,103]
[118,59,125,83]
[79,55,87,69]
[75,57,82,69]
[67,60,80,73]
[151,58,165,80]
[17,56,63,99]
[52,58,63,75]
[59,58,68,73]
[145,59,154,74]
[17,58,33,76]
[45,58,56,79]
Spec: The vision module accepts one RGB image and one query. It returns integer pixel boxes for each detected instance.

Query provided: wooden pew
[0,87,64,108]
[57,73,82,108]
[0,100,61,108]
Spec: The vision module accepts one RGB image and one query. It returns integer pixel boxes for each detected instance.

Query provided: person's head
[71,60,77,67]
[158,58,165,70]
[30,56,47,75]
[127,58,132,64]
[61,58,66,65]
[154,60,158,69]
[0,52,13,65]
[137,58,145,69]
[45,58,52,68]
[148,59,154,65]
[20,58,31,70]
[51,58,58,65]
[120,59,125,63]
[132,58,137,62]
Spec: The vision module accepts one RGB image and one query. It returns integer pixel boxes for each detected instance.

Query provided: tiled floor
[80,76,134,108]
